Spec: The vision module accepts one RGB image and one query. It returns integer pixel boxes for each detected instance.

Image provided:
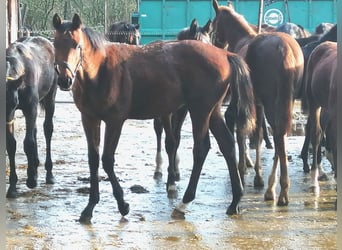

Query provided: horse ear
[52,14,62,30]
[203,19,212,33]
[190,19,198,36]
[134,24,140,30]
[212,0,219,14]
[72,14,82,29]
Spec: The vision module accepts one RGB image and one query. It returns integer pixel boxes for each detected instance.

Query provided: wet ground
[6,91,337,249]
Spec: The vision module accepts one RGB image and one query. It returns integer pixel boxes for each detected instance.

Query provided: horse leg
[171,106,188,181]
[22,106,40,189]
[172,110,211,219]
[211,107,243,215]
[225,103,250,185]
[42,87,57,184]
[262,117,273,149]
[161,115,178,198]
[6,122,18,198]
[274,133,290,206]
[309,107,322,193]
[153,118,163,179]
[79,114,101,224]
[300,119,311,173]
[264,152,279,202]
[101,119,130,218]
[253,104,265,187]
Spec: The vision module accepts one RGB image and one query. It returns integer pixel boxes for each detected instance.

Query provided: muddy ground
[6,91,337,249]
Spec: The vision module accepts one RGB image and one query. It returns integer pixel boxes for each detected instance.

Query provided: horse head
[52,13,84,91]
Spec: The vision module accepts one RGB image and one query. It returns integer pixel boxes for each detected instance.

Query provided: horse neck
[80,40,105,80]
[227,26,255,53]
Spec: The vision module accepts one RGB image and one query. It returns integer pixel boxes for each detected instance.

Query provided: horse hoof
[6,189,17,199]
[46,174,56,184]
[26,177,37,189]
[171,208,185,220]
[264,190,275,201]
[226,205,240,215]
[277,199,289,206]
[318,173,329,181]
[153,172,162,180]
[254,176,264,188]
[119,202,130,216]
[79,215,92,225]
[303,165,310,173]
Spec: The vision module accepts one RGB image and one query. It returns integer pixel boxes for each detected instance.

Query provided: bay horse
[212,0,304,206]
[301,41,337,193]
[106,21,141,45]
[6,36,58,198]
[153,18,212,181]
[299,24,337,175]
[52,13,256,223]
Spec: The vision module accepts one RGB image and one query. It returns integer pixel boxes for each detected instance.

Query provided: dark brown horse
[299,24,337,175]
[52,13,255,223]
[6,36,58,198]
[153,18,212,181]
[212,0,304,206]
[301,41,337,192]
[106,21,141,45]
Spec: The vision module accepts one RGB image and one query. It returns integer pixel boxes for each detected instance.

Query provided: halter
[54,43,83,81]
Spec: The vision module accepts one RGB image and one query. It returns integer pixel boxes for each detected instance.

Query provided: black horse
[106,21,141,45]
[6,36,58,198]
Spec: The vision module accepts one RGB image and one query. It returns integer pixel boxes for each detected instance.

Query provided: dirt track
[6,91,336,249]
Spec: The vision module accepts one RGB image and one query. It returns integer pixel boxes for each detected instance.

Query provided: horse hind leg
[6,123,18,198]
[210,108,243,215]
[153,118,163,179]
[171,111,211,219]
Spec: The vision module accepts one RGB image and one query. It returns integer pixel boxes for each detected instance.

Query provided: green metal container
[137,0,337,44]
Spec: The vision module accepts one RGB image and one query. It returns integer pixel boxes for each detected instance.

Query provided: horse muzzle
[57,75,73,91]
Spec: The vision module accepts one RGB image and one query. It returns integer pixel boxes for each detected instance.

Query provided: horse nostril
[57,76,72,91]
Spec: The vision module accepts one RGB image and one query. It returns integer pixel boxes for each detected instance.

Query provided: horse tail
[227,53,256,135]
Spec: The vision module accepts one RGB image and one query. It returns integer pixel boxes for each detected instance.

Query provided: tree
[20,0,137,37]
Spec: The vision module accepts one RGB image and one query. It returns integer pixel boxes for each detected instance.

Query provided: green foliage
[20,0,137,37]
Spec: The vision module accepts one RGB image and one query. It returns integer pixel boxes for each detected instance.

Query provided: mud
[6,92,337,249]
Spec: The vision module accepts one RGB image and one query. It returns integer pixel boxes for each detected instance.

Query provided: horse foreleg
[172,112,211,219]
[153,118,163,179]
[43,90,56,184]
[102,119,130,218]
[6,123,18,198]
[79,115,101,224]
[22,107,40,189]
[171,106,188,181]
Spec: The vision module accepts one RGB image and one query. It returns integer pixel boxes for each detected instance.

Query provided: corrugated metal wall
[138,0,337,44]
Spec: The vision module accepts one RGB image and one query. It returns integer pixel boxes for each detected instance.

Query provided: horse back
[99,40,232,119]
[306,41,337,109]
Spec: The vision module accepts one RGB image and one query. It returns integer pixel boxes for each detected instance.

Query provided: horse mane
[222,6,256,36]
[82,27,109,49]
